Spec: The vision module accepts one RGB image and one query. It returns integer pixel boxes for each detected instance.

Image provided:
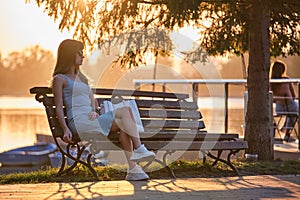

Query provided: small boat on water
[0,143,57,166]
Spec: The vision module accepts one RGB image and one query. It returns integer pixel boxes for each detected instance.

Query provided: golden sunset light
[0,3,299,197]
[0,0,72,56]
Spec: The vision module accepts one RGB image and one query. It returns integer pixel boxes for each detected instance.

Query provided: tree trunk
[245,0,273,160]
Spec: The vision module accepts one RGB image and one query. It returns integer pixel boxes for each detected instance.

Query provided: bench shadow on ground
[275,175,300,187]
[44,176,297,200]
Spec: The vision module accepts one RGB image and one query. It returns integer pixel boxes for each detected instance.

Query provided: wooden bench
[30,87,248,179]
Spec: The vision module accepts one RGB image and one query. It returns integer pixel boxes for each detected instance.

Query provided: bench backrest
[30,87,206,142]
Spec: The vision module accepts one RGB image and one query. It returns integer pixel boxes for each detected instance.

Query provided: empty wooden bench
[30,87,248,179]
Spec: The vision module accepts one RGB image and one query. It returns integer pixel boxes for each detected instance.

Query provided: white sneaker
[130,144,155,162]
[125,165,149,181]
[93,151,105,159]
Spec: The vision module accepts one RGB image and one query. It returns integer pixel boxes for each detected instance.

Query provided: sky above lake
[0,0,201,57]
[0,0,72,56]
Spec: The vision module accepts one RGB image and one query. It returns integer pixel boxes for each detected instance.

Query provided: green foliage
[270,1,300,57]
[101,27,173,69]
[198,1,250,56]
[199,0,300,57]
[27,0,300,65]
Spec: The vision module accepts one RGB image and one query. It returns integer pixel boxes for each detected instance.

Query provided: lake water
[0,96,245,153]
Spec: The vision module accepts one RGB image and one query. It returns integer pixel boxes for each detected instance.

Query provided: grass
[1,159,300,184]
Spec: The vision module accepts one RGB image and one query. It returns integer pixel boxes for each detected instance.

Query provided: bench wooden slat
[136,100,198,110]
[144,141,248,151]
[143,120,205,129]
[101,99,199,110]
[36,96,199,113]
[84,132,238,142]
[92,88,189,100]
[90,141,248,151]
[139,110,202,119]
[30,87,52,94]
[30,87,189,100]
[140,132,239,141]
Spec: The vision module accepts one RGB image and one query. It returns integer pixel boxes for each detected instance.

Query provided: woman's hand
[89,111,99,121]
[63,129,73,143]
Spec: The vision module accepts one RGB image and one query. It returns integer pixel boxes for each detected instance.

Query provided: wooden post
[162,83,166,93]
[225,83,229,133]
[135,83,140,90]
[192,83,198,103]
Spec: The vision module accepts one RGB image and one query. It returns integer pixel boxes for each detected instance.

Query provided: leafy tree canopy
[28,0,299,66]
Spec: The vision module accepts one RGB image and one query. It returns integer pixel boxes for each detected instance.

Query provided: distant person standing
[270,60,298,142]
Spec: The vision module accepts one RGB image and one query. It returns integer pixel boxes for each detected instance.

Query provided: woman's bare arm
[88,90,100,120]
[90,91,99,112]
[52,75,73,143]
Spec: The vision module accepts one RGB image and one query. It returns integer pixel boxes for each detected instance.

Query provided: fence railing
[134,78,300,149]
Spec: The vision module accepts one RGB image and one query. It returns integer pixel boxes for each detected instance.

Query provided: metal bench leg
[201,150,207,164]
[56,153,66,176]
[226,150,241,176]
[85,154,99,180]
[56,144,80,177]
[153,158,176,179]
[56,143,99,180]
[52,138,68,177]
[211,150,222,167]
[206,150,241,176]
[202,150,223,167]
[142,150,176,179]
[161,150,176,179]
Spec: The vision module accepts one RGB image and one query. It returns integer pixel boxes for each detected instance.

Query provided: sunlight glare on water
[0,97,44,109]
[0,97,50,152]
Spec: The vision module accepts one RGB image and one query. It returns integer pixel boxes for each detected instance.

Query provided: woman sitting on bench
[270,60,298,142]
[52,39,155,181]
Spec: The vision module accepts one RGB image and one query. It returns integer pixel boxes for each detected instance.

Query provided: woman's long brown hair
[52,39,88,84]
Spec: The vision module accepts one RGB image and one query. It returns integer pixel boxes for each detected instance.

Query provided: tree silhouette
[0,45,55,96]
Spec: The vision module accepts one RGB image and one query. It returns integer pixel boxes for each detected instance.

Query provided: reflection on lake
[0,109,51,153]
[0,97,245,153]
[0,97,51,152]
